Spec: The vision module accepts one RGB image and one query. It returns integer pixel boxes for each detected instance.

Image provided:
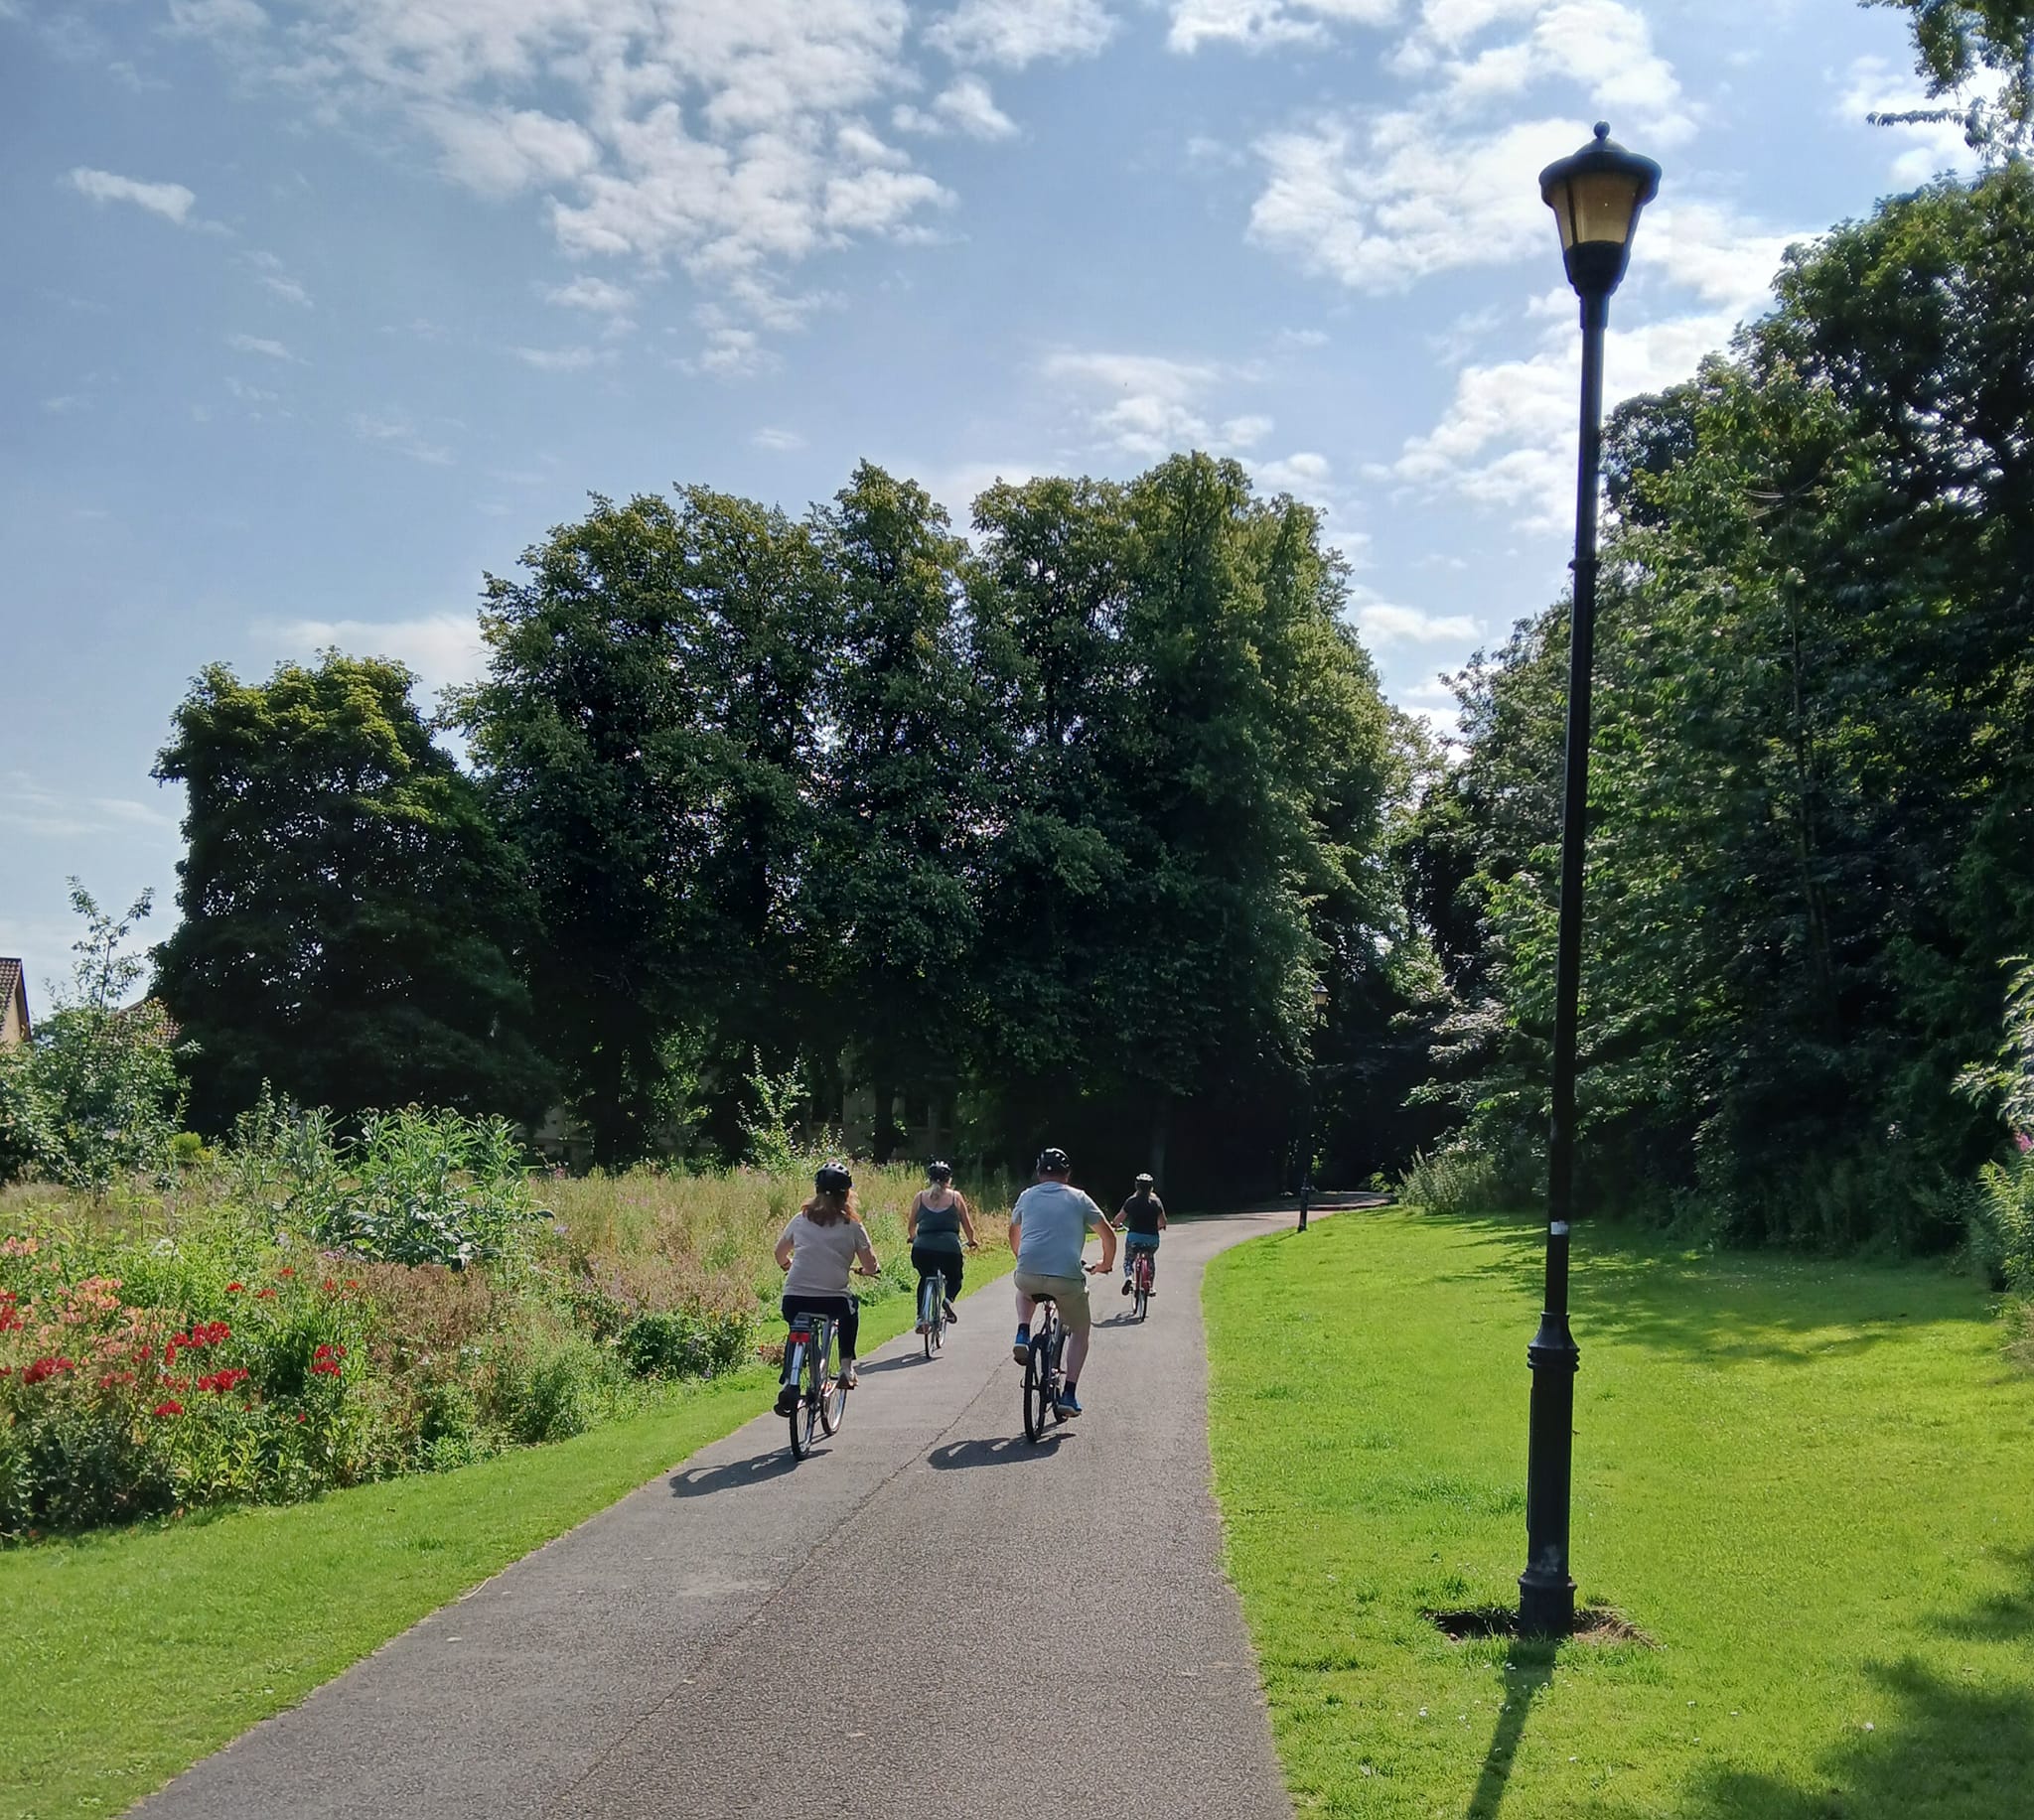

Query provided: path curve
[137,1206,1313,1820]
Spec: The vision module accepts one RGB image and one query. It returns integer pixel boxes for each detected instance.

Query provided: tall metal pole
[1297,1076,1314,1232]
[1519,287,1607,1637]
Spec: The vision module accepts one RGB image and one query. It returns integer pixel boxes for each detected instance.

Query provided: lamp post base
[1518,1570,1576,1637]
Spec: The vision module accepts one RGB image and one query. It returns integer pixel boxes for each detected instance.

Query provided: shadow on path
[667,1449,798,1497]
[927,1434,1072,1470]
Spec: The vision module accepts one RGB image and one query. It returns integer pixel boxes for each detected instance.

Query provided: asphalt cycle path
[138,1205,1325,1820]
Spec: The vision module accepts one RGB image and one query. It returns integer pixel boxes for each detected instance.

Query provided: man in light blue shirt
[1009,1146,1116,1417]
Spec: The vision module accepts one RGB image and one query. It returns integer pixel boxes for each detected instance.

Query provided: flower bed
[0,1122,1007,1542]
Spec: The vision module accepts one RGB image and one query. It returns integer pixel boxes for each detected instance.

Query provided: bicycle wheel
[1021,1336,1047,1443]
[931,1273,946,1355]
[819,1323,847,1437]
[922,1276,935,1359]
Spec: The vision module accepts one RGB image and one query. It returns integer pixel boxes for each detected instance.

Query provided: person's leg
[1058,1277,1093,1395]
[1013,1270,1041,1361]
[838,1295,860,1363]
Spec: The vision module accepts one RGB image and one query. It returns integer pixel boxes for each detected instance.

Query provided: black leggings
[912,1245,964,1308]
[781,1293,859,1366]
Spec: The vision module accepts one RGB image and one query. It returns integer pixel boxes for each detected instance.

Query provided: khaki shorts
[1015,1269,1090,1336]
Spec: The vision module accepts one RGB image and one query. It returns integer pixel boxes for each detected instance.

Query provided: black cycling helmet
[928,1160,953,1182]
[1133,1172,1155,1187]
[813,1162,853,1195]
[1037,1146,1071,1175]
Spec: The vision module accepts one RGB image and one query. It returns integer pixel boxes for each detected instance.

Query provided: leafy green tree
[1419,168,2034,1246]
[463,490,834,1163]
[154,654,553,1132]
[1867,0,2034,159]
[0,884,184,1192]
[807,463,983,1159]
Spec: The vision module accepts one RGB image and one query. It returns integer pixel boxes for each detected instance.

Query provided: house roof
[0,959,27,1041]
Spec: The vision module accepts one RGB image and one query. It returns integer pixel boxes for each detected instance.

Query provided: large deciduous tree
[154,654,553,1132]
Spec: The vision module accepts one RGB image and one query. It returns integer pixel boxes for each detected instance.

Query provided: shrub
[617,1308,753,1380]
[1396,1144,1514,1215]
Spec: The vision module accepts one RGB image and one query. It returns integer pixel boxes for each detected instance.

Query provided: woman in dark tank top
[908,1160,978,1331]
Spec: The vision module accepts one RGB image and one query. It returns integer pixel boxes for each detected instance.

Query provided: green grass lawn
[0,1258,1009,1820]
[1205,1207,2034,1819]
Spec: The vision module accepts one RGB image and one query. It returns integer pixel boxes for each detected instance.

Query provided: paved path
[138,1207,1313,1820]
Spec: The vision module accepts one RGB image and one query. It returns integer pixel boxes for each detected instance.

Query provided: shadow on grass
[667,1450,798,1496]
[1679,1657,2034,1819]
[1466,1641,1555,1819]
[1410,1212,1985,1367]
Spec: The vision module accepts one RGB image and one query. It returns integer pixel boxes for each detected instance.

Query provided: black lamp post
[1518,122,1661,1638]
[1298,978,1330,1231]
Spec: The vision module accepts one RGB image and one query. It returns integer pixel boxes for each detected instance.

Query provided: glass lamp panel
[1546,178,1579,249]
[1568,169,1643,247]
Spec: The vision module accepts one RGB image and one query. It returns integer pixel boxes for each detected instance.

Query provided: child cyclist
[1117,1172,1167,1295]
[774,1162,880,1413]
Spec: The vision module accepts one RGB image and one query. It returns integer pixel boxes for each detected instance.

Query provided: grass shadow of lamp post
[1298,977,1330,1231]
[1519,122,1661,1639]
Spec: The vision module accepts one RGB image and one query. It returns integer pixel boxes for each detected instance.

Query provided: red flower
[226,1283,244,1294]
[313,1342,347,1362]
[22,1355,74,1386]
[311,1361,342,1376]
[198,1367,250,1396]
[321,1278,338,1293]
[256,1288,277,1300]
[344,1279,359,1290]
[295,1411,308,1423]
[0,1307,22,1332]
[278,1267,296,1279]
[153,1400,184,1418]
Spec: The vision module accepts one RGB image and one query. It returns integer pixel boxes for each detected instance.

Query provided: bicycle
[919,1267,947,1358]
[1129,1246,1155,1322]
[1022,1295,1068,1444]
[782,1312,850,1461]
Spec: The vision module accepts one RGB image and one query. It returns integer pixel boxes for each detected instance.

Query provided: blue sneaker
[1012,1326,1030,1363]
[1055,1387,1083,1417]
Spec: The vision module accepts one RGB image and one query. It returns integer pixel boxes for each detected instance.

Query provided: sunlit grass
[1205,1207,2034,1818]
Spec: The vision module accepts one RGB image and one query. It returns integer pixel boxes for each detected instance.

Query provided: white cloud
[188,0,958,363]
[167,0,266,34]
[1168,0,1397,55]
[0,771,179,840]
[752,426,807,450]
[1254,450,1333,493]
[1045,350,1257,460]
[66,166,196,224]
[894,74,1019,140]
[545,275,637,314]
[513,344,608,371]
[349,411,455,466]
[259,615,488,701]
[1250,111,1584,292]
[260,275,312,307]
[1350,594,1481,643]
[226,332,298,361]
[426,106,602,199]
[926,0,1116,67]
[1428,1,1692,142]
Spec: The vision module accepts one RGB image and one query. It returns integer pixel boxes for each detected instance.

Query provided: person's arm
[1089,1198,1117,1274]
[956,1193,978,1247]
[1156,1198,1169,1231]
[775,1227,796,1272]
[906,1193,921,1242]
[1007,1212,1022,1257]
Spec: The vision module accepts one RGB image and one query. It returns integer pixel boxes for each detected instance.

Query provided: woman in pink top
[774,1162,879,1411]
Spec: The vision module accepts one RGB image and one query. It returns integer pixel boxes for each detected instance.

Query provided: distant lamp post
[1298,978,1331,1232]
[1519,122,1661,1639]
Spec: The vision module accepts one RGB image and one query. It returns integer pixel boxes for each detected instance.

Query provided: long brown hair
[801,1187,859,1227]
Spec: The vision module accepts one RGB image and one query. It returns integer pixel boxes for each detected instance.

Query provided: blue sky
[0,0,1974,1003]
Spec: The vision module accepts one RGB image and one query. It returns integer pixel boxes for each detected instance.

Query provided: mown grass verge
[0,1250,1011,1820]
[1205,1206,2034,1819]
